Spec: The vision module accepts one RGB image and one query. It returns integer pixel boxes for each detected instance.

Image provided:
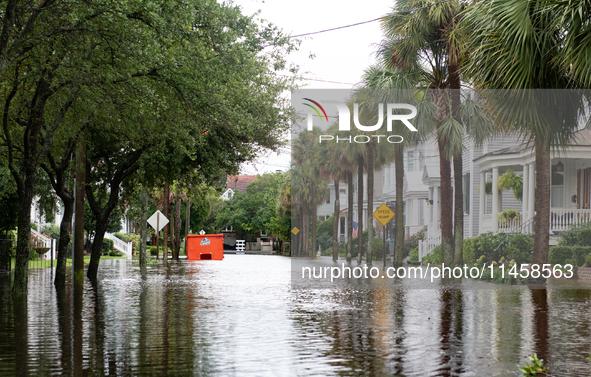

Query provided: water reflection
[1,257,591,376]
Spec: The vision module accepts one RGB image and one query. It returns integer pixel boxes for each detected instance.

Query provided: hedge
[102,238,114,255]
[549,245,591,266]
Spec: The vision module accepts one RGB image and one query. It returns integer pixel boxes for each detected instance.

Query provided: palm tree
[462,0,588,275]
[381,0,467,265]
[359,64,434,266]
[292,126,328,257]
[319,124,350,262]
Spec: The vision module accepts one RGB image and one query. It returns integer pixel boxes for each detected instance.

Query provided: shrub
[148,246,159,256]
[549,246,573,265]
[559,222,591,246]
[463,238,478,266]
[403,226,427,258]
[585,255,591,267]
[422,245,441,264]
[102,238,114,255]
[578,228,591,246]
[109,250,117,257]
[409,247,418,262]
[572,246,591,267]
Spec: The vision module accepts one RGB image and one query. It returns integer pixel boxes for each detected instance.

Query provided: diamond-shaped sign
[147,210,169,232]
[291,227,300,235]
[373,203,395,226]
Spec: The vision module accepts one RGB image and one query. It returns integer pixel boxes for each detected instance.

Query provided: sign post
[148,210,169,260]
[373,203,395,268]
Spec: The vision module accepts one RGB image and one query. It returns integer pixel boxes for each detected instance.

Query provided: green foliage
[29,250,39,261]
[109,250,117,257]
[342,228,384,260]
[148,246,159,256]
[317,216,334,252]
[403,226,426,257]
[469,232,532,265]
[409,247,418,262]
[215,172,288,238]
[422,245,441,264]
[115,233,140,252]
[463,238,478,266]
[518,353,547,376]
[0,165,18,235]
[549,246,591,267]
[85,201,122,238]
[498,169,523,202]
[102,239,114,256]
[558,222,591,246]
[586,255,591,267]
[498,209,520,222]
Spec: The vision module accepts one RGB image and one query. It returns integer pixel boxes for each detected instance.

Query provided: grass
[10,255,127,269]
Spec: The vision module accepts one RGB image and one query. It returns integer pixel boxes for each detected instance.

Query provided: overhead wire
[289,0,452,38]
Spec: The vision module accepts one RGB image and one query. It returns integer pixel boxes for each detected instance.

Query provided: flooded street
[1,255,591,376]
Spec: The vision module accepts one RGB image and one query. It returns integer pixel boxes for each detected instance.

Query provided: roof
[227,175,259,193]
[474,129,591,162]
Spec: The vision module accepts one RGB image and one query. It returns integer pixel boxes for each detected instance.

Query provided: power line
[290,0,452,38]
[278,74,355,86]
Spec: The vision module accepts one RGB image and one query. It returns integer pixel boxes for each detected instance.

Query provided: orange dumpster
[186,234,224,260]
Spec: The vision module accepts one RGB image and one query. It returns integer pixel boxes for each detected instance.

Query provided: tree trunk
[357,155,364,264]
[332,177,340,262]
[169,197,174,258]
[394,147,405,266]
[310,181,317,257]
[184,199,191,255]
[367,143,374,265]
[438,137,454,266]
[139,185,148,267]
[347,171,353,263]
[0,234,10,272]
[163,183,169,266]
[175,184,181,259]
[54,198,74,287]
[449,64,463,267]
[453,153,463,266]
[531,142,550,283]
[12,184,35,294]
[87,219,108,280]
[302,202,309,257]
[73,134,86,286]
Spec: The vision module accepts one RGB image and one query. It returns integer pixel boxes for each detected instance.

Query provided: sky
[235,0,396,175]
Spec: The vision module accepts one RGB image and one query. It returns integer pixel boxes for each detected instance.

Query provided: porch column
[522,164,529,220]
[528,162,535,221]
[479,171,486,227]
[434,186,440,227]
[492,167,499,232]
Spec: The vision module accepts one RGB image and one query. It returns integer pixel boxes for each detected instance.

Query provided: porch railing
[104,233,133,259]
[31,228,52,248]
[496,209,591,235]
[418,230,441,262]
[550,209,591,233]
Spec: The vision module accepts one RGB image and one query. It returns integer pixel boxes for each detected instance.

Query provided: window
[407,152,414,172]
[340,217,346,234]
[463,173,470,214]
[551,164,564,207]
[403,202,407,225]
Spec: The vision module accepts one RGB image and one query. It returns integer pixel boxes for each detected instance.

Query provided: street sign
[147,210,169,232]
[373,203,395,226]
[291,227,300,235]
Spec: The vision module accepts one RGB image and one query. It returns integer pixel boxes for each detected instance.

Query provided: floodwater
[1,256,591,376]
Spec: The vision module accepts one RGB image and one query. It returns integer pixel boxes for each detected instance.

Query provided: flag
[352,221,358,238]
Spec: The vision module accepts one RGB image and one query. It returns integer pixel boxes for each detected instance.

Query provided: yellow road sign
[373,203,395,226]
[291,227,300,235]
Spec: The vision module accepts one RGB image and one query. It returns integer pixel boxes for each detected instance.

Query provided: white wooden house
[419,129,591,258]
